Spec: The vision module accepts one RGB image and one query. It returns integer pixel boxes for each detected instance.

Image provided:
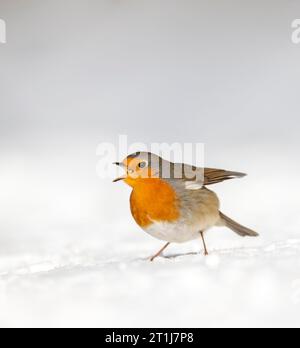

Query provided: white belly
[145,221,203,243]
[144,209,220,243]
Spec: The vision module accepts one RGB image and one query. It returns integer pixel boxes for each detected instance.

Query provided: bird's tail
[219,212,259,237]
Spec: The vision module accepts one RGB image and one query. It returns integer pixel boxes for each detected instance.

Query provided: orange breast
[130,179,180,228]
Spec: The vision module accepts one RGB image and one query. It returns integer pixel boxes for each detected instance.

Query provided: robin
[114,152,258,261]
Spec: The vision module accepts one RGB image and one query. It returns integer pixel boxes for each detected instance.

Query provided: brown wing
[204,168,246,185]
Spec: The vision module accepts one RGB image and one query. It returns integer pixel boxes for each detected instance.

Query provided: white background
[0,0,300,327]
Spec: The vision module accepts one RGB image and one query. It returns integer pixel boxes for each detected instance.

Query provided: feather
[204,168,246,186]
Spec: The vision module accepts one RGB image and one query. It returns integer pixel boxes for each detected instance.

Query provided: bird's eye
[138,161,147,169]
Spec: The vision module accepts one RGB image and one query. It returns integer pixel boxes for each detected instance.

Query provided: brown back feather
[204,168,246,186]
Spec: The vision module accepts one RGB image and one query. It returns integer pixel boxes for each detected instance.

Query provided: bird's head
[113,152,168,187]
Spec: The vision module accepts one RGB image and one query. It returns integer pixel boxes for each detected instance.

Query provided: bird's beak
[113,162,127,182]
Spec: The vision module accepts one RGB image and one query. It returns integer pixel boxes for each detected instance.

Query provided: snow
[1,235,300,328]
[1,149,300,328]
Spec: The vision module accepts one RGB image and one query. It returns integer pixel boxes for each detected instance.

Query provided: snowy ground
[1,153,299,328]
[1,234,300,328]
[1,152,300,328]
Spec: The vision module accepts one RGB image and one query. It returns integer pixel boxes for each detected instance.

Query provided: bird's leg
[150,242,170,262]
[200,231,209,256]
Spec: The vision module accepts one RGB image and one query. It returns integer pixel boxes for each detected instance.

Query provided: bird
[114,152,259,261]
